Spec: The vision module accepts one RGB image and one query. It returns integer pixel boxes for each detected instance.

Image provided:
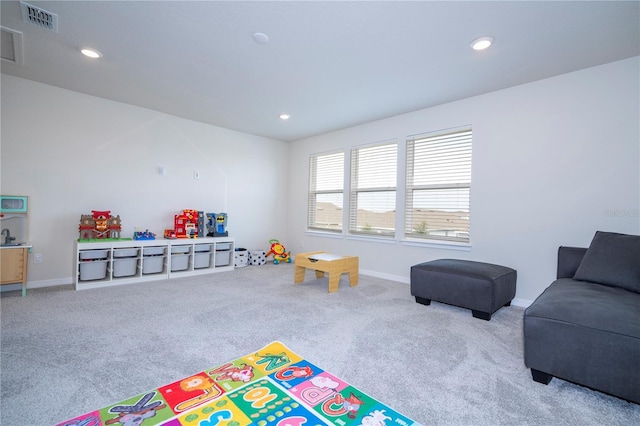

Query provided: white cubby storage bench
[74,237,234,290]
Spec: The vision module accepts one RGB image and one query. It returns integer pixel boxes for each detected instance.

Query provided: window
[308,151,344,232]
[349,141,397,236]
[405,128,472,243]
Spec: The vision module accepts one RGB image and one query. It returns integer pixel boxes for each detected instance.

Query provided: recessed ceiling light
[252,32,269,44]
[279,114,291,120]
[80,48,102,58]
[470,36,494,51]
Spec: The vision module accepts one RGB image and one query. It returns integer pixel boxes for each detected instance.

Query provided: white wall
[287,57,640,305]
[1,75,289,286]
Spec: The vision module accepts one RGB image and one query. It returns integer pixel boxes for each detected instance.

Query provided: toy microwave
[0,195,29,214]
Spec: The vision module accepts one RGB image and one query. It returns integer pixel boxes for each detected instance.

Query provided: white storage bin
[215,250,231,266]
[234,248,248,268]
[113,258,137,277]
[79,260,108,281]
[171,254,190,271]
[249,250,267,266]
[79,250,108,260]
[194,252,212,269]
[195,244,212,253]
[113,248,139,258]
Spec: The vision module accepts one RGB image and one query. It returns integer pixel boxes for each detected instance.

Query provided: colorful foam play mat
[56,341,423,426]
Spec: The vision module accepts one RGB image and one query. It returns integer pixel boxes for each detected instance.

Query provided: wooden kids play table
[294,251,359,293]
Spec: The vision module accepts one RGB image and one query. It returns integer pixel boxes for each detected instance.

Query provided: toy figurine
[266,239,291,264]
[206,213,228,237]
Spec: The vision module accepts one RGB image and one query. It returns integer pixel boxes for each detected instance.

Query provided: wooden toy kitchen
[0,195,31,296]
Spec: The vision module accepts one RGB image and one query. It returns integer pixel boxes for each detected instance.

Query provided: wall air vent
[1,26,24,65]
[20,1,58,33]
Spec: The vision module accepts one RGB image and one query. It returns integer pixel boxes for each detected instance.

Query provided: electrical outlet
[34,253,42,264]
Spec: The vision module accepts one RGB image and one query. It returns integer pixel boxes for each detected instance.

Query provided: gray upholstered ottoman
[410,259,517,320]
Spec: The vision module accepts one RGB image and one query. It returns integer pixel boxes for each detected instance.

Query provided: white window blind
[405,129,472,242]
[349,141,397,236]
[308,151,344,232]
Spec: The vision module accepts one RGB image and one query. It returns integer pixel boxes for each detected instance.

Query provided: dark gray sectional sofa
[523,231,640,404]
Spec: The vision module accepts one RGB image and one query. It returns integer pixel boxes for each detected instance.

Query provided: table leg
[294,266,306,284]
[328,273,340,293]
[348,271,359,287]
[315,270,325,279]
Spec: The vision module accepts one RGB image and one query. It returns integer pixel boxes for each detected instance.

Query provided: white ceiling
[1,1,639,142]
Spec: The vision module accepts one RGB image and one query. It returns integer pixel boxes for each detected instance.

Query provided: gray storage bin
[113,258,137,277]
[79,260,108,281]
[171,254,190,271]
[142,256,164,274]
[194,244,212,252]
[113,248,139,258]
[215,250,231,266]
[144,246,165,256]
[142,246,165,274]
[171,245,190,254]
[216,242,232,251]
[79,250,108,260]
[194,252,212,269]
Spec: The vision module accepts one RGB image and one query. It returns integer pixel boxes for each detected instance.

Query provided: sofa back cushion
[573,231,640,293]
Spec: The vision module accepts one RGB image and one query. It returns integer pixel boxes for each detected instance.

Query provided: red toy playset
[78,210,122,240]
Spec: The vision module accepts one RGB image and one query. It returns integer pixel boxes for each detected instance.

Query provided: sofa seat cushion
[524,278,640,403]
[525,278,640,339]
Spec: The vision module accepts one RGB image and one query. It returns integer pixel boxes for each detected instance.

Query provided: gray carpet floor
[1,262,639,425]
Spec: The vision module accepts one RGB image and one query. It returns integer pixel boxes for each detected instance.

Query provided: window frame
[404,128,472,244]
[348,140,398,238]
[307,150,345,233]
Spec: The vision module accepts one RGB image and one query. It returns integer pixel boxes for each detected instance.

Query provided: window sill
[401,238,472,251]
[305,230,343,239]
[346,234,396,244]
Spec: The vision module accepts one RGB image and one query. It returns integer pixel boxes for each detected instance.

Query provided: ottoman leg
[472,310,491,321]
[531,369,553,385]
[504,301,511,307]
[415,297,431,306]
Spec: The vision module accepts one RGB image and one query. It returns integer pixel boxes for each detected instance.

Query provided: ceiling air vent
[1,26,24,65]
[20,1,58,33]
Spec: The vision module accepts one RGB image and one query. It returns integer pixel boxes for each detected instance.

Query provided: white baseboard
[30,277,73,288]
[511,298,532,308]
[2,277,74,292]
[360,269,409,284]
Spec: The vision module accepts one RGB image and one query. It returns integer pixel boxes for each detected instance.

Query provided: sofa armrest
[557,246,587,279]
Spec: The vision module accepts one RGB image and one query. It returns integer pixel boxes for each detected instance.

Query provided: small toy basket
[234,248,248,268]
[249,249,266,266]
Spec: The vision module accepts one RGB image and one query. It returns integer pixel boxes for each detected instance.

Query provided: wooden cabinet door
[0,248,25,284]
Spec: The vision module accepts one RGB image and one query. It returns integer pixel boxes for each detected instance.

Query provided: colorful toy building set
[78,210,124,240]
[163,210,229,239]
[78,209,229,241]
[134,229,156,240]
